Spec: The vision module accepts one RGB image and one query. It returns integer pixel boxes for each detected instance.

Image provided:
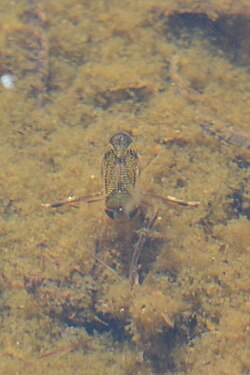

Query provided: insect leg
[145,191,200,207]
[129,209,158,289]
[41,191,104,208]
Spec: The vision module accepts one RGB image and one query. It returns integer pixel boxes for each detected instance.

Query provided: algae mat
[0,1,249,374]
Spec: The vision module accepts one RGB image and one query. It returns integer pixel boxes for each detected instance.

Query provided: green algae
[0,0,249,374]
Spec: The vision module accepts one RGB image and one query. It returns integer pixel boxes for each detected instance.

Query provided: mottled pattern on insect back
[102,132,141,219]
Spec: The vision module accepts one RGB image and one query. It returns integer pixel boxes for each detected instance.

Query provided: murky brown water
[0,1,249,374]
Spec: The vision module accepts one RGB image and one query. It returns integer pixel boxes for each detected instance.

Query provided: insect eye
[105,209,115,219]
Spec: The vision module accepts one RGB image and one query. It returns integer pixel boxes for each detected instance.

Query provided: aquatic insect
[102,132,141,219]
[42,132,200,287]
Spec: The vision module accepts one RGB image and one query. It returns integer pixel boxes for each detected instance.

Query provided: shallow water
[0,1,249,374]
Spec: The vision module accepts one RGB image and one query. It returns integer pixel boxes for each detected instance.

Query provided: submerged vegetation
[0,0,249,374]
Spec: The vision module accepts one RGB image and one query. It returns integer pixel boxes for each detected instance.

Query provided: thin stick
[92,255,123,281]
[37,339,93,360]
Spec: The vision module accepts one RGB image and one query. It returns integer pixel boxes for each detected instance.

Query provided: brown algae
[0,0,250,374]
